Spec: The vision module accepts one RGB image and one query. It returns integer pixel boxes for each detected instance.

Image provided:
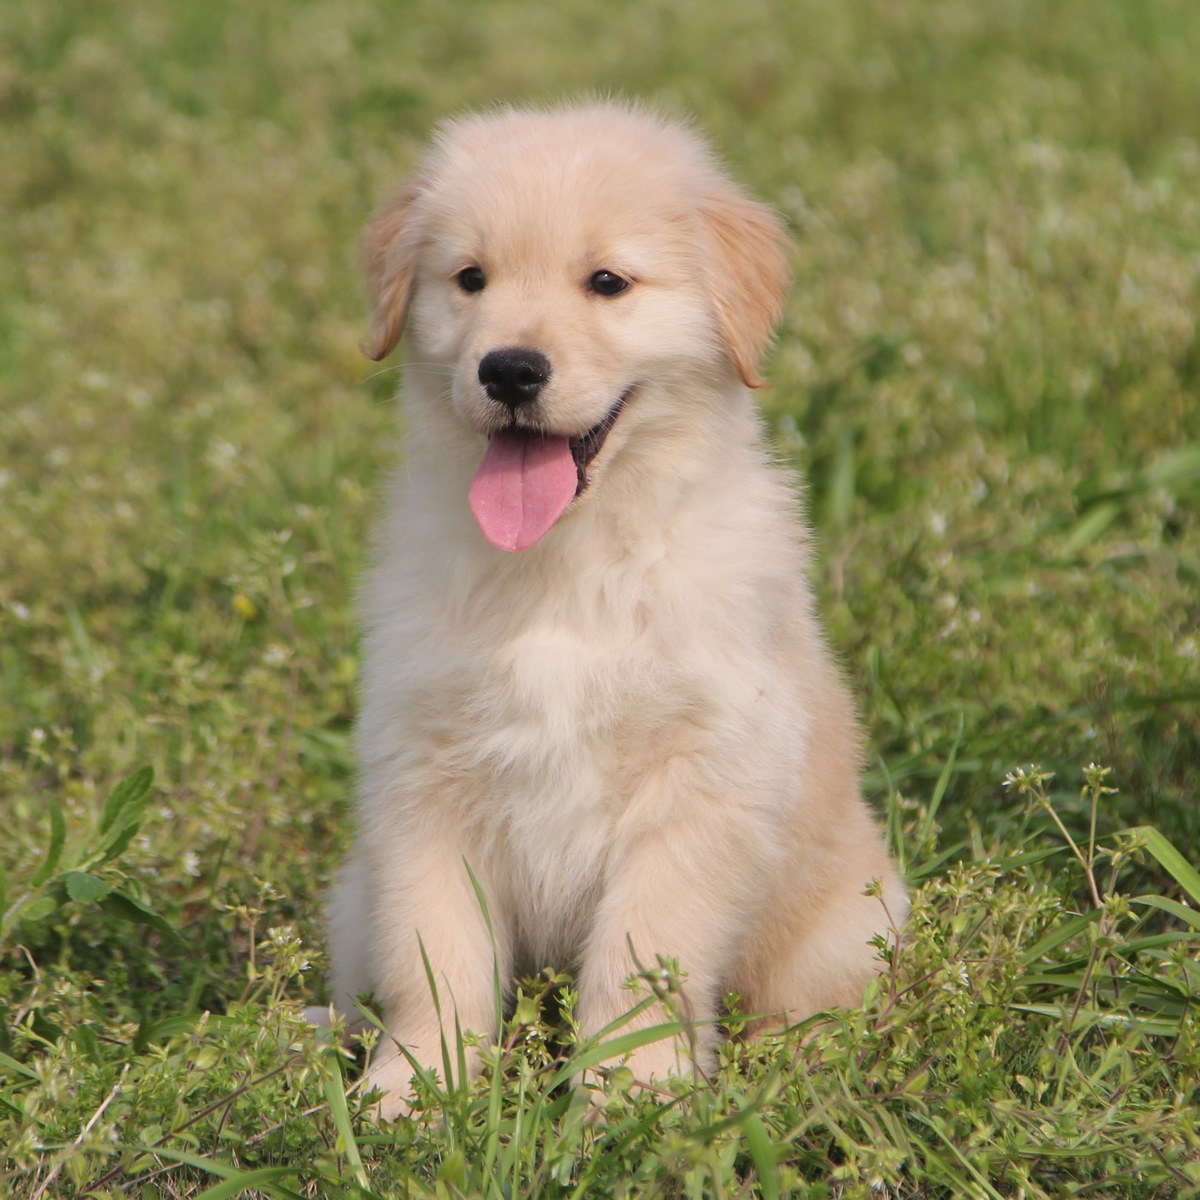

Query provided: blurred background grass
[1,0,1197,986]
[2,1,1199,1192]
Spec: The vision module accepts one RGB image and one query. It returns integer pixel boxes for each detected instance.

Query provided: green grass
[1,0,1198,1195]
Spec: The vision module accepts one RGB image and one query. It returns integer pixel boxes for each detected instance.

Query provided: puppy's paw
[623,1036,690,1089]
[364,1046,419,1122]
[302,1004,336,1029]
[572,1030,691,1111]
[302,1003,371,1047]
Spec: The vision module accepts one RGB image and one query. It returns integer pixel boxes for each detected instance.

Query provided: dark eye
[456,265,486,293]
[588,269,630,297]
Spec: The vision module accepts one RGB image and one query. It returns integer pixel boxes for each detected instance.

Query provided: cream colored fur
[311,103,908,1119]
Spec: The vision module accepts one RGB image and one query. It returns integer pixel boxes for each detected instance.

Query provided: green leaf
[989,845,1067,870]
[437,1149,466,1188]
[98,765,154,836]
[551,1020,689,1087]
[135,1013,202,1048]
[113,1145,312,1200]
[72,1022,103,1063]
[1020,910,1101,966]
[95,820,144,867]
[18,895,59,925]
[1124,826,1200,906]
[1061,500,1121,558]
[62,870,113,903]
[1009,1004,1182,1037]
[741,1110,780,1200]
[1130,893,1200,931]
[193,1167,308,1200]
[1143,443,1200,491]
[100,890,184,947]
[91,768,158,868]
[0,1051,37,1080]
[29,796,66,888]
[323,1050,369,1191]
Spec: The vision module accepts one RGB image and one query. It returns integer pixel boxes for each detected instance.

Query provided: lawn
[1,0,1198,1196]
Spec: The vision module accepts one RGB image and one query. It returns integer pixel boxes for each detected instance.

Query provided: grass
[1,0,1198,1195]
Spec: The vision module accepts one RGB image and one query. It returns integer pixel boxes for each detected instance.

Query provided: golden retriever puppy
[313,103,907,1119]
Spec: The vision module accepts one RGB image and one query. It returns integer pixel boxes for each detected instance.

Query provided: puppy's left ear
[697,185,792,389]
[361,181,424,361]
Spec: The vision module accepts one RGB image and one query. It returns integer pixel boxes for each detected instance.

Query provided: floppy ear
[361,182,424,361]
[697,185,792,389]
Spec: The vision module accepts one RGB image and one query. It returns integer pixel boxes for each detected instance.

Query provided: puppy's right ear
[361,182,423,361]
[697,183,792,390]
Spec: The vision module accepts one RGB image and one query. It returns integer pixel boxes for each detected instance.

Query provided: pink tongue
[468,430,578,551]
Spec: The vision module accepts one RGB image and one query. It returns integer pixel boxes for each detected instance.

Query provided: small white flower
[206,439,239,472]
[263,643,291,667]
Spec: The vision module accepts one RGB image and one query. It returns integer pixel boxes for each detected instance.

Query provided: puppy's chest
[434,627,651,958]
[459,622,664,796]
[437,618,677,834]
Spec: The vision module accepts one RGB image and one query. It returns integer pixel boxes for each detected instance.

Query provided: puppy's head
[363,104,791,550]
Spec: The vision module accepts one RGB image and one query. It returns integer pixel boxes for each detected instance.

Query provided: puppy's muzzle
[478,347,551,410]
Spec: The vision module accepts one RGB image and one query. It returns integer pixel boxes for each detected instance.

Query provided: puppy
[314,103,907,1119]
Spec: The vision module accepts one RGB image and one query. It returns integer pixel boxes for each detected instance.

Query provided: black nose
[478,348,551,409]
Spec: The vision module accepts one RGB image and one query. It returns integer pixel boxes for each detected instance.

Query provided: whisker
[359,361,457,386]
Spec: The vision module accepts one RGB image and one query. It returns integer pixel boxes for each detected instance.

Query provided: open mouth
[568,391,629,495]
[468,390,632,553]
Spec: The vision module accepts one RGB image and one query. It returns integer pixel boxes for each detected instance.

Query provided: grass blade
[740,1110,780,1200]
[29,796,66,889]
[1020,910,1100,966]
[113,1144,308,1200]
[920,716,963,850]
[1130,894,1200,931]
[1124,826,1200,904]
[193,1168,308,1200]
[323,1050,370,1191]
[551,1020,689,1087]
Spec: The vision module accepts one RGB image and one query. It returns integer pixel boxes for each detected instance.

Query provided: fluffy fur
[312,103,908,1119]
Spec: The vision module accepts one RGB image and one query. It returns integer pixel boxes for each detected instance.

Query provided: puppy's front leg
[364,826,505,1119]
[576,769,778,1090]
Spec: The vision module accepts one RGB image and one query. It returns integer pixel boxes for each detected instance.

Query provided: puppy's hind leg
[735,845,907,1039]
